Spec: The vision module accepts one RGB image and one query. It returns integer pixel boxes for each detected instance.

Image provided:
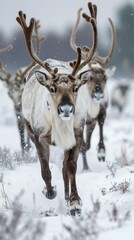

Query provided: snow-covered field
[0,78,134,240]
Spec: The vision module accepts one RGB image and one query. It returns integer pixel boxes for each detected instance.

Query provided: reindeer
[16,2,97,215]
[70,4,116,170]
[0,20,46,155]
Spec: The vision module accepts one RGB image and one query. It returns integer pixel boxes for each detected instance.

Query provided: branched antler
[70,2,98,76]
[70,2,97,59]
[0,45,12,82]
[18,18,46,80]
[16,11,57,78]
[71,47,82,76]
[0,44,12,54]
[94,18,116,68]
[32,20,46,58]
[0,63,11,83]
[70,2,115,70]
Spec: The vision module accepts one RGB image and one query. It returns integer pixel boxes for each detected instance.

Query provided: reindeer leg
[97,107,106,162]
[62,151,70,202]
[81,118,96,171]
[86,118,96,151]
[34,133,57,200]
[24,119,35,143]
[25,133,31,152]
[62,151,70,214]
[81,139,89,171]
[16,113,26,155]
[65,128,83,216]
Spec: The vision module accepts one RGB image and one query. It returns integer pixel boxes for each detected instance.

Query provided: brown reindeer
[16,2,97,215]
[70,4,116,170]
[0,20,46,155]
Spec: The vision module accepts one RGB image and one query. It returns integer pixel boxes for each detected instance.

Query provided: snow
[0,78,134,239]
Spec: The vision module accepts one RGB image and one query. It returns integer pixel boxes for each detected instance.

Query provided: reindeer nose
[59,105,74,115]
[95,84,101,92]
[92,84,104,102]
[58,104,75,120]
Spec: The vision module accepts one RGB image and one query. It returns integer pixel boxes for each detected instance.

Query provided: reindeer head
[70,3,116,103]
[35,71,89,121]
[16,5,98,121]
[80,63,116,103]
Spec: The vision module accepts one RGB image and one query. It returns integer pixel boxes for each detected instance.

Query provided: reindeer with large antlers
[70,3,116,170]
[0,21,45,155]
[16,2,97,215]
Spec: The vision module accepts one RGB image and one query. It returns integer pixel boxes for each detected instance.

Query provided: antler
[0,44,12,54]
[70,8,85,57]
[70,2,98,76]
[16,11,58,78]
[0,45,12,82]
[0,62,11,82]
[32,20,46,57]
[94,18,116,68]
[19,19,46,80]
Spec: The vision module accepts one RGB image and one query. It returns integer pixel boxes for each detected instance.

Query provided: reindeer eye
[104,76,107,82]
[49,86,56,94]
[73,86,79,94]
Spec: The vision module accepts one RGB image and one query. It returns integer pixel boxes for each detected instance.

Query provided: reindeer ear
[77,70,92,85]
[35,70,50,86]
[105,66,116,78]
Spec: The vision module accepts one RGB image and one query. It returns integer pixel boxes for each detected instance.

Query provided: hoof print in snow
[42,186,57,200]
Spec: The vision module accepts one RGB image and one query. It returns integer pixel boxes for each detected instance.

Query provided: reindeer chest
[87,99,101,119]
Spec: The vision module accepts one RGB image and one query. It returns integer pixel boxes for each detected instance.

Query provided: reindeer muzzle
[92,91,104,102]
[58,104,75,121]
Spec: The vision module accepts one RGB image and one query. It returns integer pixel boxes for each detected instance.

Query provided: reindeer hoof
[70,208,82,216]
[42,186,57,200]
[69,199,82,216]
[97,148,105,162]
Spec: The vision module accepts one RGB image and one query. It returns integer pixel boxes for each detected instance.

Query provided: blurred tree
[112,3,134,78]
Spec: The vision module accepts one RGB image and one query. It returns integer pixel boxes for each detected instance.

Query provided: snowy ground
[0,79,134,240]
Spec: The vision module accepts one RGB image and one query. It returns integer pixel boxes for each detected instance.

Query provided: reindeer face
[80,67,107,103]
[35,71,86,121]
[89,68,107,102]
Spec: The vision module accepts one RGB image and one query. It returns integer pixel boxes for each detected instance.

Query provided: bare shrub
[101,179,132,196]
[0,209,45,240]
[0,147,37,170]
[109,179,132,194]
[0,147,14,170]
[116,146,129,167]
[57,198,130,240]
[0,191,45,240]
[107,203,130,227]
[106,146,132,178]
[58,199,101,240]
[106,161,117,177]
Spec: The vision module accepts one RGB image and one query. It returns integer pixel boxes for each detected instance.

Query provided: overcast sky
[0,0,133,38]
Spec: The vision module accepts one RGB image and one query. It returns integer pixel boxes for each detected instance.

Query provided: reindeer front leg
[62,151,70,202]
[81,117,96,171]
[97,106,106,162]
[34,133,57,199]
[63,128,83,216]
